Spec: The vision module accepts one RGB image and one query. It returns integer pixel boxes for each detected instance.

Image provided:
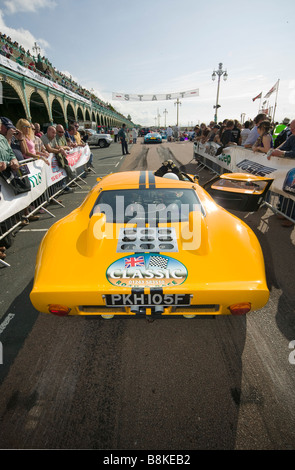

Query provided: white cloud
[3,0,56,14]
[0,10,49,54]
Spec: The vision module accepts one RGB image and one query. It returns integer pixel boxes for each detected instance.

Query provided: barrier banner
[46,145,90,187]
[0,145,90,223]
[194,142,295,202]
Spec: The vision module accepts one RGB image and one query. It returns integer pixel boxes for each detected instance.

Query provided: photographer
[0,117,20,172]
[0,117,21,259]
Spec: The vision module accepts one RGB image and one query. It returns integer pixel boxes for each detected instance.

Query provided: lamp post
[157,108,161,128]
[32,42,41,59]
[212,62,228,123]
[163,108,168,127]
[174,98,181,126]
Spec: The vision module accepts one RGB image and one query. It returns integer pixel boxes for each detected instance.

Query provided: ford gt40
[144,132,162,144]
[30,164,273,319]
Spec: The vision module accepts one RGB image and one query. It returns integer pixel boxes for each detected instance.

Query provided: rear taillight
[48,304,71,316]
[229,302,251,315]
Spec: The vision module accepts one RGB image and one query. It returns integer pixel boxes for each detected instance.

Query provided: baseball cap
[0,117,16,129]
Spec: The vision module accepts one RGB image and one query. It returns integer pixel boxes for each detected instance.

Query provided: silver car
[86,129,113,148]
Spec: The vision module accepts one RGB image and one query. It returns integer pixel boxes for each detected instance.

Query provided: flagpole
[258,95,262,113]
[272,79,280,123]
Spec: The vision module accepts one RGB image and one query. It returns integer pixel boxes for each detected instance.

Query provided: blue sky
[0,0,294,127]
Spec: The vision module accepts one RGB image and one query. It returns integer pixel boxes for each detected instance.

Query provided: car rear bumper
[30,284,269,317]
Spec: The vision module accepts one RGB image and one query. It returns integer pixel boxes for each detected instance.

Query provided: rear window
[91,188,202,223]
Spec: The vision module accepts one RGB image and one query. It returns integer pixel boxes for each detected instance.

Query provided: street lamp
[174,98,181,126]
[157,108,161,128]
[32,41,41,58]
[212,62,228,123]
[163,108,168,127]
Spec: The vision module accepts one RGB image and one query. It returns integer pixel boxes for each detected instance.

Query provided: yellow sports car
[30,161,273,319]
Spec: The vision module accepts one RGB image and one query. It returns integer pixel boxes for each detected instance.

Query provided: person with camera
[0,117,20,173]
[0,117,21,259]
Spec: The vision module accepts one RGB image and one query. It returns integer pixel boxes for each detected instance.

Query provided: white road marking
[96,163,119,166]
[19,229,48,232]
[0,313,15,334]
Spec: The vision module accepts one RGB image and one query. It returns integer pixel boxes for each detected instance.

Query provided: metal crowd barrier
[193,152,295,223]
[0,163,96,268]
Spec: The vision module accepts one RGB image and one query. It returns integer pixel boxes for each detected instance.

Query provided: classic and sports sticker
[106,253,187,287]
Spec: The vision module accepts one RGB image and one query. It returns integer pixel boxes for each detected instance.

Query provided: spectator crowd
[0,116,95,260]
[183,115,293,156]
[0,32,127,120]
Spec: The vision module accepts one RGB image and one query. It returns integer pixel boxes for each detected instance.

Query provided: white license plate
[105,293,191,307]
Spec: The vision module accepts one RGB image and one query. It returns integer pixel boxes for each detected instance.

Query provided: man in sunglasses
[55,124,72,151]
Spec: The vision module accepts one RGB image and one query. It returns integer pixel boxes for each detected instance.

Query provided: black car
[138,128,151,136]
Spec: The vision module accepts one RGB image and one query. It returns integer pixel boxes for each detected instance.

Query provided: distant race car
[138,128,151,137]
[30,161,273,319]
[144,132,162,144]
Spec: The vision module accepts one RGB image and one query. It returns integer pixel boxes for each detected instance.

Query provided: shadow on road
[0,279,39,386]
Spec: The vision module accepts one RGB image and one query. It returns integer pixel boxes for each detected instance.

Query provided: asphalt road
[0,138,295,451]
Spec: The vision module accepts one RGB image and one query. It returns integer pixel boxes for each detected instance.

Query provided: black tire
[98,139,106,148]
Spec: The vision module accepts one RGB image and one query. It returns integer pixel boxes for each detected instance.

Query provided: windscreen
[91,188,202,224]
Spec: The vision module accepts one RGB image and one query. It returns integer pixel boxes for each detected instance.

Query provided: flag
[125,256,145,268]
[252,92,262,102]
[264,80,279,99]
[148,256,169,269]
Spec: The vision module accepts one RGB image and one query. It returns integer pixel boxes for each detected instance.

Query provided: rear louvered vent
[117,227,178,253]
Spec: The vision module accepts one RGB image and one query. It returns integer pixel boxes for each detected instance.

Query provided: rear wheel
[98,139,106,148]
